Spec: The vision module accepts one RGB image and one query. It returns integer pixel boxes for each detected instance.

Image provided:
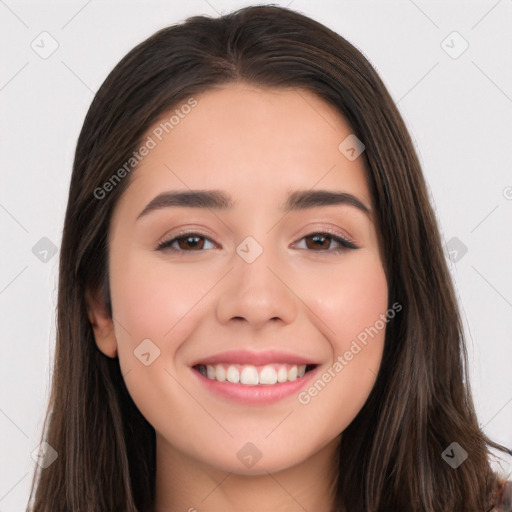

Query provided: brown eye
[157,233,216,252]
[297,232,357,252]
[175,235,205,251]
[156,230,358,254]
[304,234,330,250]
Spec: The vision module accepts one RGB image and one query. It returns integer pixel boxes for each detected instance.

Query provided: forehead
[116,83,372,217]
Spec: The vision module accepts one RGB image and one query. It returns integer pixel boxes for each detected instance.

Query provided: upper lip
[191,349,319,367]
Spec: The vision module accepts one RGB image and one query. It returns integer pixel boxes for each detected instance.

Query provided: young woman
[27,5,512,511]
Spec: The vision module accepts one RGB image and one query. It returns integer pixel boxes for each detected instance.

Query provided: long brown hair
[27,5,511,511]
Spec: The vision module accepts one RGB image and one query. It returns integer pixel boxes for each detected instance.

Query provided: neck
[153,434,340,512]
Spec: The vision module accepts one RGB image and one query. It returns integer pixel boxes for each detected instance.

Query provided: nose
[215,244,297,330]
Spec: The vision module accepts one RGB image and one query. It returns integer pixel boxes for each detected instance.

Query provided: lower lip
[192,366,319,405]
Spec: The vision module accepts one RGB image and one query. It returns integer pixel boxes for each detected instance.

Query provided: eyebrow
[136,189,371,220]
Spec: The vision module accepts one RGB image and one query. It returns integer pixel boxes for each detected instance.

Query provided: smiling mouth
[193,363,317,385]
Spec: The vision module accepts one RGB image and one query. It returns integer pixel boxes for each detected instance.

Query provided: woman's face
[96,83,388,474]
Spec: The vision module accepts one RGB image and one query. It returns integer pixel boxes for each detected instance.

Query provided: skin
[87,82,388,511]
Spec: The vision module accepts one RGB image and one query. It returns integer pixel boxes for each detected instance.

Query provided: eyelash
[155,228,358,255]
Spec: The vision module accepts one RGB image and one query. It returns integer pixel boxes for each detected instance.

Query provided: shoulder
[492,478,512,512]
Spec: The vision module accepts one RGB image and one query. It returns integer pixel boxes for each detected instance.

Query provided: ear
[85,286,118,358]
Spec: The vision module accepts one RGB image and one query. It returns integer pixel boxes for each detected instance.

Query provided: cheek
[304,251,389,345]
[108,251,216,441]
[110,251,211,344]
[108,249,220,406]
[293,252,388,431]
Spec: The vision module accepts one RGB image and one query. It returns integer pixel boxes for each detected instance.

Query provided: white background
[1,0,511,509]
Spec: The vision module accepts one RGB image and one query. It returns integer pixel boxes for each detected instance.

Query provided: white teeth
[201,363,311,385]
[207,365,216,379]
[240,366,259,385]
[277,366,288,383]
[226,365,240,383]
[259,365,278,385]
[215,364,226,382]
